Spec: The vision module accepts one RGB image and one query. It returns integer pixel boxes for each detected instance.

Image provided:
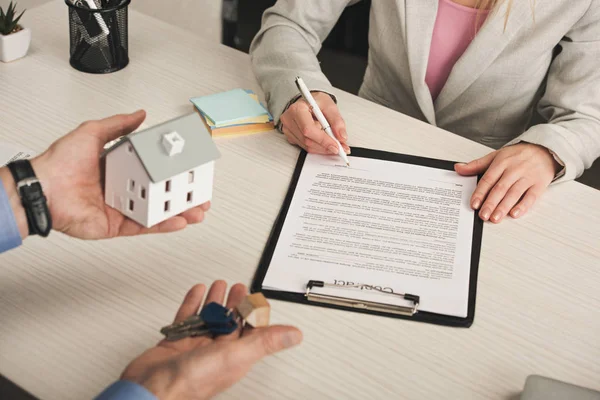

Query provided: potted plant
[0,2,30,63]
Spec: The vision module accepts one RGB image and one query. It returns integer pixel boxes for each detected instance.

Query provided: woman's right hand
[279,92,350,155]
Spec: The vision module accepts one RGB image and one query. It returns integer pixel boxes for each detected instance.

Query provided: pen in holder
[65,0,130,73]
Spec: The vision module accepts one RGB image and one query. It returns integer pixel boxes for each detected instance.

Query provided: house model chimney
[162,131,185,156]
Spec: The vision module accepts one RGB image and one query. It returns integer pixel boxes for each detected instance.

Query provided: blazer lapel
[405,0,439,125]
[434,1,532,113]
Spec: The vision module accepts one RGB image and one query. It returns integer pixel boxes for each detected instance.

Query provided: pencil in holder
[65,0,130,74]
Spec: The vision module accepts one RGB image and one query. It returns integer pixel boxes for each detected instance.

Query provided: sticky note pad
[190,89,269,126]
[203,113,271,128]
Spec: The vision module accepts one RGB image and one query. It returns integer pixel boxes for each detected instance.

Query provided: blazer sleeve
[506,1,600,183]
[249,0,360,124]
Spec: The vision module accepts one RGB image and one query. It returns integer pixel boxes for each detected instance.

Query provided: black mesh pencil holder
[65,0,130,74]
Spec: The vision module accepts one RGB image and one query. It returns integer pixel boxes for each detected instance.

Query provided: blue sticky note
[190,89,268,126]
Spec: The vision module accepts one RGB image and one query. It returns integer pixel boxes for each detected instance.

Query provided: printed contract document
[262,153,479,318]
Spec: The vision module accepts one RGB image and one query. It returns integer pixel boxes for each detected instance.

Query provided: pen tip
[346,162,350,167]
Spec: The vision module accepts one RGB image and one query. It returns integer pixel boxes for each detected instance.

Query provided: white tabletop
[1,1,599,399]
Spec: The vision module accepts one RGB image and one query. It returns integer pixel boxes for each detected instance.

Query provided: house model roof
[104,113,221,182]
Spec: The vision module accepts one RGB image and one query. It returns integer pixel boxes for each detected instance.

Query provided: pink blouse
[425,0,490,100]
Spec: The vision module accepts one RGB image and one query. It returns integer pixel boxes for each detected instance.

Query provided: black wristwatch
[7,159,52,237]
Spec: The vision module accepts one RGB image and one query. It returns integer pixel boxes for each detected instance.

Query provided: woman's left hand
[455,143,561,223]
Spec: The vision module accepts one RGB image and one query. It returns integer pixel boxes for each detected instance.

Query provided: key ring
[226,308,245,339]
[236,313,246,338]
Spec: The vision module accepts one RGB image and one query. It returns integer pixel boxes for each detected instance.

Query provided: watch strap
[7,160,52,237]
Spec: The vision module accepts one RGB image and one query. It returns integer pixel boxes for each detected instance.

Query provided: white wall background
[1,0,222,43]
[130,0,221,43]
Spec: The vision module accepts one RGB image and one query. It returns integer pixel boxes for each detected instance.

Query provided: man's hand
[455,143,561,223]
[122,281,302,400]
[4,110,210,240]
[280,92,350,155]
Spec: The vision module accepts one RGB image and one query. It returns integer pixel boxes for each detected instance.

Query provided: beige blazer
[250,0,600,183]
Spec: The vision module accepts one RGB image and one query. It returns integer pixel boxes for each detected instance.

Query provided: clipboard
[251,147,484,328]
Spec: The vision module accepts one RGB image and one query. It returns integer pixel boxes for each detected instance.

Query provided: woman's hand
[455,143,561,223]
[279,92,350,155]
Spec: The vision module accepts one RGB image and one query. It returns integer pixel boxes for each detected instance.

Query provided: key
[160,302,239,342]
[199,302,239,336]
[162,316,210,342]
[160,314,205,336]
[200,303,235,326]
[164,326,211,342]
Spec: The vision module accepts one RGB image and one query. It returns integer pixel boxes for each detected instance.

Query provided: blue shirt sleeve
[95,381,158,400]
[0,177,22,254]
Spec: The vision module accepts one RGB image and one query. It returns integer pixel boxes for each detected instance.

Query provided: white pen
[295,76,350,166]
[82,0,110,37]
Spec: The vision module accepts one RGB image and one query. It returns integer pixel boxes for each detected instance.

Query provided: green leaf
[12,9,25,27]
[0,1,25,35]
[6,3,14,23]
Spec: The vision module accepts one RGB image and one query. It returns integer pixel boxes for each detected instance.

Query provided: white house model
[103,113,220,228]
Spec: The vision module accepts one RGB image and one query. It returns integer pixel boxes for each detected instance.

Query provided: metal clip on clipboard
[305,280,420,316]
